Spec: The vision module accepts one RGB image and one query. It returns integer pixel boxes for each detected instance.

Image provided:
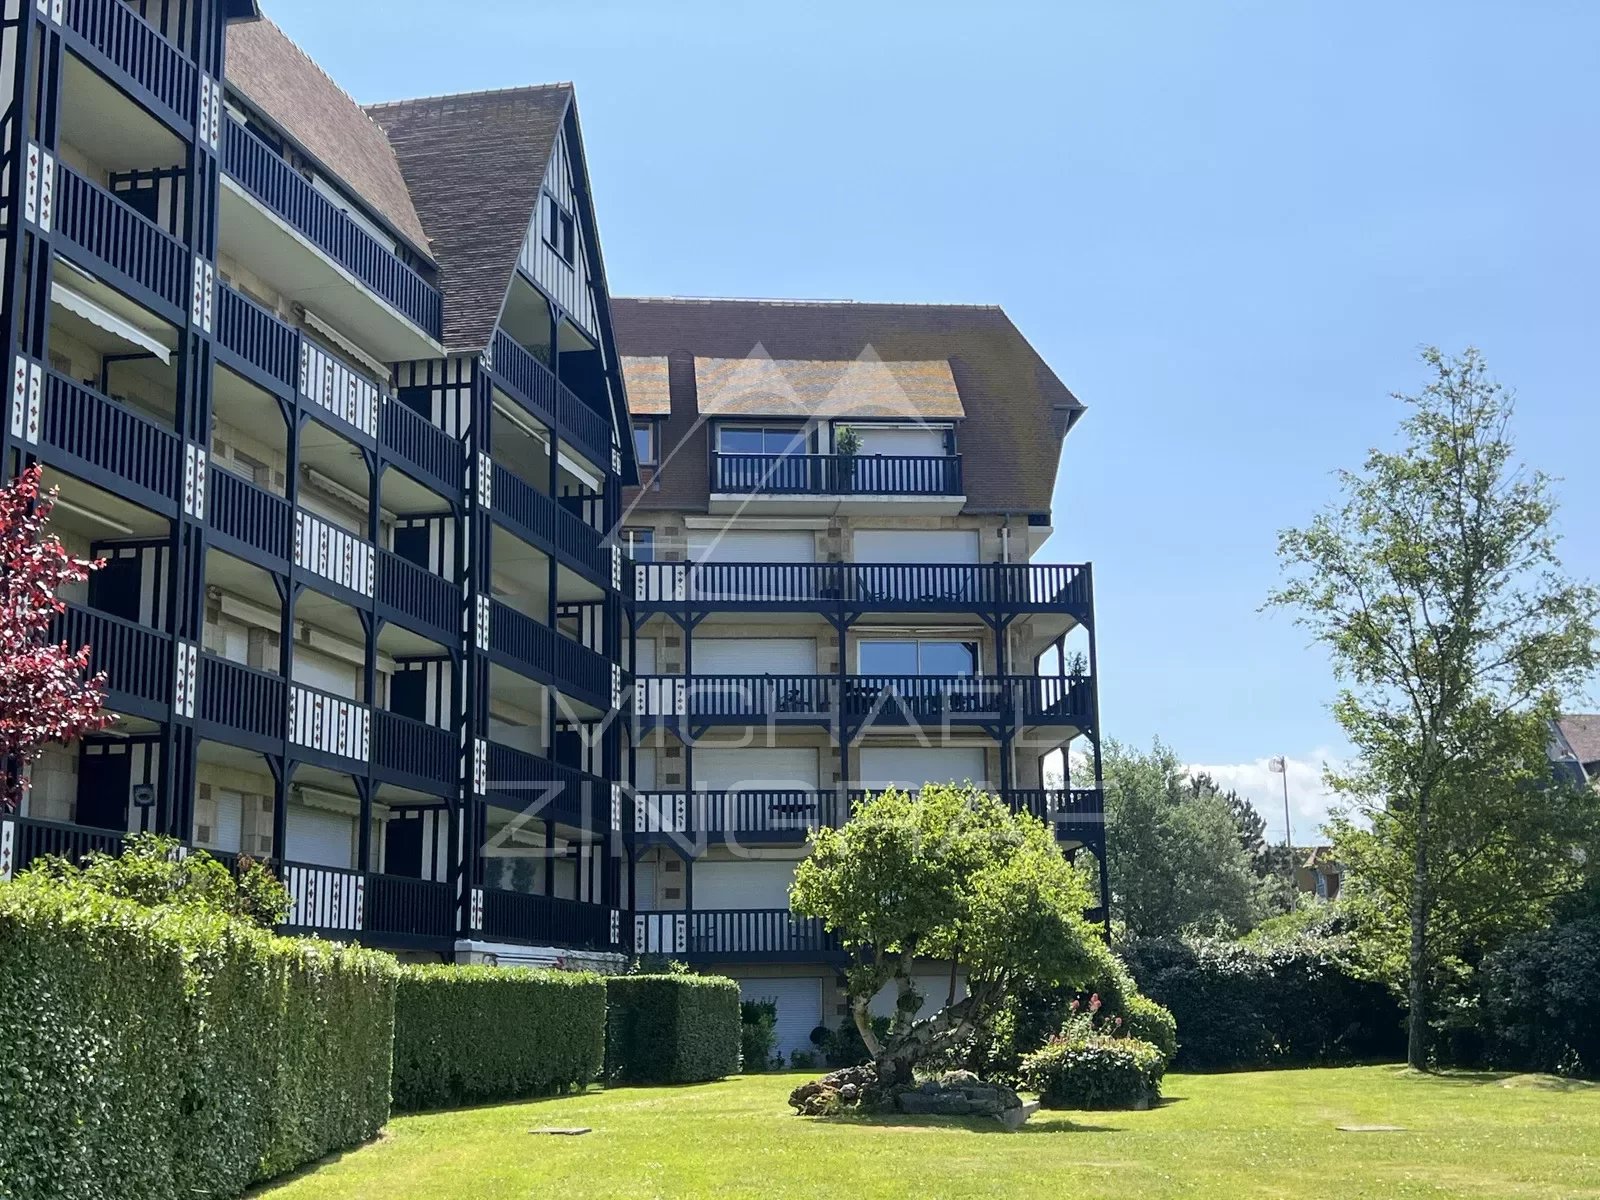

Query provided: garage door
[738,976,824,1062]
[285,804,355,868]
[859,746,987,791]
[695,748,818,791]
[692,637,815,674]
[869,973,966,1021]
[689,530,816,563]
[695,859,798,908]
[853,529,979,564]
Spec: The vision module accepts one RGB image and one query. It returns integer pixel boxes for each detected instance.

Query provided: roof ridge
[620,295,1004,311]
[366,82,573,112]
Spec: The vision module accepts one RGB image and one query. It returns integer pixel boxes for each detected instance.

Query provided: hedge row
[0,877,396,1200]
[1121,935,1403,1069]
[605,974,742,1083]
[392,964,606,1110]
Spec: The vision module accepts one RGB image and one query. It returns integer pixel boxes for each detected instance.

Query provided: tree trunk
[1407,792,1430,1070]
[851,995,880,1058]
[871,995,977,1089]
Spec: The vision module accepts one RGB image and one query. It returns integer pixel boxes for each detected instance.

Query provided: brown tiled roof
[622,357,671,415]
[691,355,964,419]
[610,297,1084,514]
[368,86,571,352]
[223,17,432,257]
[1556,714,1600,766]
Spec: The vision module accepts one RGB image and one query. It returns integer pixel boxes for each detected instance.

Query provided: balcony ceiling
[219,181,443,364]
[60,53,184,172]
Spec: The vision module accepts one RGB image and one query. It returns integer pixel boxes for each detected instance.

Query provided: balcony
[480,889,614,950]
[709,452,963,514]
[53,164,188,320]
[633,789,839,846]
[366,873,456,942]
[484,740,603,829]
[214,282,299,395]
[51,602,172,722]
[375,550,458,646]
[633,673,1094,732]
[489,329,612,473]
[61,0,197,132]
[195,653,286,754]
[371,709,456,795]
[490,464,609,584]
[39,371,183,515]
[209,467,293,567]
[634,910,843,963]
[633,561,1092,624]
[219,120,442,359]
[380,397,459,499]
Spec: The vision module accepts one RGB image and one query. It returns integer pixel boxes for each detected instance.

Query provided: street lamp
[1268,755,1295,893]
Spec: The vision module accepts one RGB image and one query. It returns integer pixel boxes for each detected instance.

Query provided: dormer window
[544,194,576,264]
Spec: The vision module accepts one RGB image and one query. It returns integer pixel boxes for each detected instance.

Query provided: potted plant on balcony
[834,424,862,492]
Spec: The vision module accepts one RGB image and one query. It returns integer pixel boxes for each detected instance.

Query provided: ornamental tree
[790,783,1101,1086]
[0,464,110,811]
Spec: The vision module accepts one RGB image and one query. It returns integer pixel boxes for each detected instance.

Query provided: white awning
[50,282,171,364]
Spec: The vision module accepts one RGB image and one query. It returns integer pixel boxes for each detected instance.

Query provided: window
[544,194,576,264]
[622,528,654,562]
[717,425,807,456]
[858,640,979,676]
[632,419,656,466]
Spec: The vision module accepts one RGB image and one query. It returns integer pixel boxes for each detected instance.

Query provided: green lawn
[254,1066,1600,1200]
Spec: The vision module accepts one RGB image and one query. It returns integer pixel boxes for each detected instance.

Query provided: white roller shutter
[853,529,979,564]
[859,746,987,791]
[695,748,818,791]
[695,859,797,908]
[693,637,815,674]
[285,804,355,868]
[853,427,945,457]
[634,748,658,790]
[633,637,657,674]
[689,530,816,563]
[738,976,824,1062]
[870,973,967,1021]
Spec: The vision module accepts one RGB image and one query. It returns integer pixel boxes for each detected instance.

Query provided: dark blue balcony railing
[634,790,837,839]
[196,653,286,749]
[686,909,840,961]
[209,467,292,563]
[214,282,298,391]
[379,397,458,494]
[3,815,125,875]
[711,452,962,497]
[41,372,182,509]
[63,0,197,127]
[221,120,441,339]
[1006,788,1105,830]
[484,740,598,827]
[376,550,457,641]
[51,602,171,712]
[489,329,612,470]
[490,464,608,580]
[372,710,455,788]
[54,165,188,315]
[365,873,455,940]
[481,889,612,950]
[489,600,610,704]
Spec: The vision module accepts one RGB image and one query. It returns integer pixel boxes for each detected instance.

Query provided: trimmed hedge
[1121,935,1403,1069]
[605,974,741,1083]
[0,876,396,1200]
[1022,1033,1166,1109]
[1481,915,1600,1078]
[392,964,606,1110]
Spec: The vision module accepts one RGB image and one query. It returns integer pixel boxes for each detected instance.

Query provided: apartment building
[614,297,1103,1057]
[0,4,636,963]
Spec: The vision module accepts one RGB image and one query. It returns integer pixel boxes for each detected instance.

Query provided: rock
[939,1069,983,1089]
[839,1083,859,1102]
[892,1074,1024,1120]
[996,1101,1039,1131]
[789,1064,885,1117]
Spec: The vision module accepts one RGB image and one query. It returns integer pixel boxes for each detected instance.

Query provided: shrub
[1123,992,1179,1064]
[740,999,779,1073]
[605,974,741,1084]
[392,965,606,1111]
[811,1015,890,1068]
[0,873,396,1200]
[1021,1033,1166,1109]
[1481,915,1600,1078]
[1120,934,1402,1069]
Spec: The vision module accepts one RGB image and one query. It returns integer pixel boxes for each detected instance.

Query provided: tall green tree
[1103,741,1270,937]
[1268,347,1599,1068]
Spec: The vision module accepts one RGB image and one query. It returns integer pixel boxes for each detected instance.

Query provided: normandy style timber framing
[0,2,637,964]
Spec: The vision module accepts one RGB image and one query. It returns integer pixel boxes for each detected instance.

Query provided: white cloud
[1185,750,1350,846]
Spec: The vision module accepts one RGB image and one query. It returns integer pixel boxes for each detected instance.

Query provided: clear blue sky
[261,0,1600,832]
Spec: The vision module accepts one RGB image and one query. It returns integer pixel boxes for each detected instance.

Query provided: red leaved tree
[0,465,112,812]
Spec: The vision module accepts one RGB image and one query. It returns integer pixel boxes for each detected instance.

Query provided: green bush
[1120,934,1403,1069]
[1021,1033,1166,1109]
[605,974,741,1084]
[811,1015,890,1067]
[1123,992,1179,1064]
[0,873,396,1200]
[392,964,606,1111]
[740,999,779,1073]
[1481,915,1600,1078]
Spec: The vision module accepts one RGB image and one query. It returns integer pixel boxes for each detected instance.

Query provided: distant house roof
[1554,713,1600,775]
[1302,845,1340,871]
[368,86,572,352]
[691,355,965,420]
[223,17,433,258]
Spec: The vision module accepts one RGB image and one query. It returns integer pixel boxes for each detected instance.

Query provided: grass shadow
[809,1112,1123,1135]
